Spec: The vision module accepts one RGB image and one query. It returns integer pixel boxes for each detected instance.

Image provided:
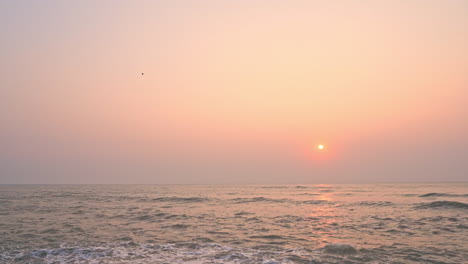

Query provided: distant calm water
[0,184,467,263]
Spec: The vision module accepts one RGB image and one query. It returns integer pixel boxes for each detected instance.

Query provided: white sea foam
[0,242,369,264]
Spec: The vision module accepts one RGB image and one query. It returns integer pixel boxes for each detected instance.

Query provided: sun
[317,144,325,150]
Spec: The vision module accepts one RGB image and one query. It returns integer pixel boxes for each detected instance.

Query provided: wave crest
[418,193,468,197]
[415,201,468,209]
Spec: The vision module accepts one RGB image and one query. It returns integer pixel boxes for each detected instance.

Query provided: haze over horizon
[1,0,467,184]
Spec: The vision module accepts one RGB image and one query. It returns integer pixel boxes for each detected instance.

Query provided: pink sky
[1,0,467,183]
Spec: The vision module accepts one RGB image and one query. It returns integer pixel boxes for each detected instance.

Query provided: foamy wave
[0,242,372,264]
[3,241,463,264]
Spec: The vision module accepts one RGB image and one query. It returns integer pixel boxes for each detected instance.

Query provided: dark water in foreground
[0,184,467,263]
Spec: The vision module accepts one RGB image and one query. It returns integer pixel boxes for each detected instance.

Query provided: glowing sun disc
[317,144,325,150]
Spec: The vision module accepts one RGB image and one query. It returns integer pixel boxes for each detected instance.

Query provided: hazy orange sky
[1,0,467,183]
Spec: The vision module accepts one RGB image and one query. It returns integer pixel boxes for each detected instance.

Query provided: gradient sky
[1,0,467,184]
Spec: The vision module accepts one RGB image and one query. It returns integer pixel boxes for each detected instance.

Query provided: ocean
[0,183,467,263]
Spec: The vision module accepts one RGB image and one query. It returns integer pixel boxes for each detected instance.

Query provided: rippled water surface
[1,184,467,263]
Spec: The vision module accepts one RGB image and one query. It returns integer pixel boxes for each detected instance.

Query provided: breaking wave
[2,241,465,264]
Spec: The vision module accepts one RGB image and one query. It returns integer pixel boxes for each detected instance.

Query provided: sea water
[0,183,467,263]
